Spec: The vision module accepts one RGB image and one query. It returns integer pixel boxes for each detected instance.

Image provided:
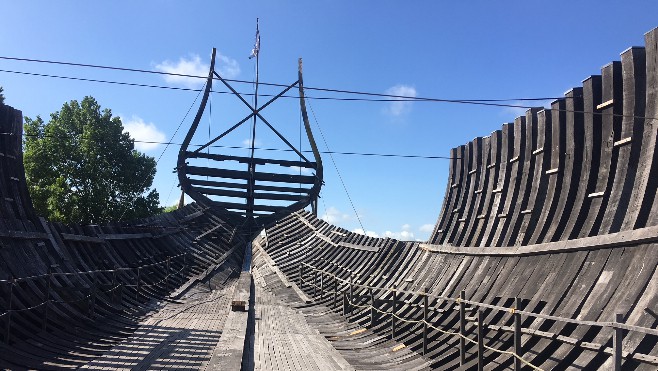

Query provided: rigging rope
[307,100,365,233]
[116,82,205,220]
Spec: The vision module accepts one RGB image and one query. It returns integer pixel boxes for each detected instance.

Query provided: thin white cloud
[321,206,351,224]
[155,53,240,88]
[419,224,434,233]
[352,228,379,238]
[502,101,528,119]
[384,84,417,117]
[242,138,263,147]
[384,229,415,241]
[216,54,241,79]
[382,223,416,240]
[290,166,313,175]
[122,115,166,152]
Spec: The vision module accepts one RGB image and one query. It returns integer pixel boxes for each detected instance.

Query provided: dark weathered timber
[480,123,513,246]
[185,151,316,169]
[559,75,602,241]
[601,47,646,234]
[265,211,658,370]
[543,88,584,242]
[495,115,526,247]
[186,166,317,184]
[578,62,623,238]
[502,108,538,247]
[461,135,490,246]
[177,52,323,232]
[454,137,482,245]
[625,29,658,230]
[517,109,552,245]
[470,130,502,246]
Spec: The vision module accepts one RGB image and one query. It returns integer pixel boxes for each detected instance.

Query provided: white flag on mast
[249,20,260,59]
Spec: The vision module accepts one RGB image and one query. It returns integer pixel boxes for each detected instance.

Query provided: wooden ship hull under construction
[0,27,657,370]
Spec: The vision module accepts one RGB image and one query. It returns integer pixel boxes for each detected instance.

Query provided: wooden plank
[185,165,317,184]
[60,233,105,243]
[578,61,623,237]
[186,151,316,168]
[192,185,309,202]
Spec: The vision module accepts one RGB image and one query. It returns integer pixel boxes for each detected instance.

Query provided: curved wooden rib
[298,58,324,216]
[177,48,218,211]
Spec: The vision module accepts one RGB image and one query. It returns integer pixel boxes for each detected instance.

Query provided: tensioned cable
[307,100,366,233]
[10,132,457,160]
[0,55,563,102]
[2,68,656,122]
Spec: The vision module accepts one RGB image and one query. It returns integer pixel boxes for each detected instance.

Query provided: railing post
[423,287,429,356]
[313,270,318,298]
[43,268,53,331]
[5,279,14,344]
[135,267,141,301]
[111,269,118,304]
[299,263,304,289]
[343,291,348,316]
[166,256,171,292]
[182,251,189,281]
[333,275,338,308]
[349,274,354,316]
[477,309,484,371]
[391,286,397,340]
[459,290,466,367]
[613,313,624,371]
[89,273,97,317]
[369,288,375,327]
[514,297,522,371]
[319,271,324,301]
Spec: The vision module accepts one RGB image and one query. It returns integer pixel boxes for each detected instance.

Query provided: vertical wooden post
[349,274,355,316]
[391,287,397,340]
[459,290,466,367]
[514,297,522,371]
[369,288,375,327]
[166,256,171,292]
[5,279,14,344]
[477,309,484,371]
[313,270,318,298]
[343,291,348,317]
[333,276,338,308]
[423,287,429,356]
[43,269,52,331]
[613,313,623,371]
[111,269,118,304]
[89,273,97,317]
[319,271,324,301]
[182,251,190,281]
[298,263,304,289]
[135,268,141,301]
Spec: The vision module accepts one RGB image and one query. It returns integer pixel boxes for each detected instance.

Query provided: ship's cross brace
[193,72,311,164]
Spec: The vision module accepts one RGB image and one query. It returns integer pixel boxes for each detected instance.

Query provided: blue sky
[1,1,657,240]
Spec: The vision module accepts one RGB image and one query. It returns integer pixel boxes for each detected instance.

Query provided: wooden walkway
[80,268,237,370]
[251,264,353,370]
[251,242,430,371]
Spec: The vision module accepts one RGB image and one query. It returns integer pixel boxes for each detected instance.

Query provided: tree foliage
[24,96,162,224]
[0,86,4,105]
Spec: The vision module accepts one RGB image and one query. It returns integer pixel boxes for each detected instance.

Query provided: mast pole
[247,18,260,227]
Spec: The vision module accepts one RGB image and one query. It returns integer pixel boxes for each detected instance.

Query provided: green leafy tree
[0,86,5,105]
[24,96,162,224]
[161,205,178,214]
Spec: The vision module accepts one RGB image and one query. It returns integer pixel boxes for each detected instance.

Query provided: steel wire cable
[5,132,457,160]
[1,65,656,121]
[0,56,565,102]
